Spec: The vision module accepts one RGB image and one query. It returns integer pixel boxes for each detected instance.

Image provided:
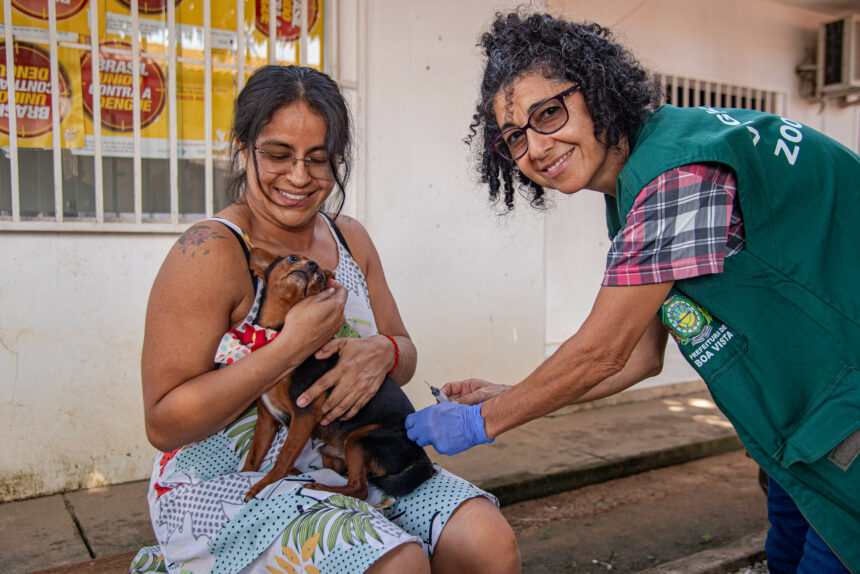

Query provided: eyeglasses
[490,84,580,161]
[254,147,333,180]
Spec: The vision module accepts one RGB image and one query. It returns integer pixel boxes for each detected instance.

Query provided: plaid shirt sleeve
[602,163,741,287]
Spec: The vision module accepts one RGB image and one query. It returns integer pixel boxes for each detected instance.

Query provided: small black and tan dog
[241,247,435,501]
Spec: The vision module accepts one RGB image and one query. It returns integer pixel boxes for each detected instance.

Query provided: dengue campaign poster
[0,0,322,156]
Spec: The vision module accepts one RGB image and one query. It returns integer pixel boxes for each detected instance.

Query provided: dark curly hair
[467,10,661,211]
[226,65,352,216]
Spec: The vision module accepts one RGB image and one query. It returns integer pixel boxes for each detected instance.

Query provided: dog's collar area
[231,323,279,351]
[214,321,280,365]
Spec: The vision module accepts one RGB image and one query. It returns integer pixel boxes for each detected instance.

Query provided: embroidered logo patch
[662,295,712,344]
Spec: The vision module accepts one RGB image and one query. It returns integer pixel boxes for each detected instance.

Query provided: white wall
[0,234,174,499]
[2,0,858,500]
[360,0,547,409]
[547,0,859,146]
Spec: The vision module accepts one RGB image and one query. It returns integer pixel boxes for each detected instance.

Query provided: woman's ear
[236,140,248,169]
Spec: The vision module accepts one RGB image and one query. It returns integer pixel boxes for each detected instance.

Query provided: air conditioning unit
[817,13,860,94]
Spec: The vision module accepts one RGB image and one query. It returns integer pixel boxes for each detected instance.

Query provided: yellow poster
[0,41,86,148]
[4,0,92,37]
[0,0,322,154]
[77,43,239,157]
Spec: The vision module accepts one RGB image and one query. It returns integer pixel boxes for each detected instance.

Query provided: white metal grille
[656,73,785,115]
[0,0,325,232]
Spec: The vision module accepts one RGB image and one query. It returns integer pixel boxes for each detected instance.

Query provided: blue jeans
[765,477,849,574]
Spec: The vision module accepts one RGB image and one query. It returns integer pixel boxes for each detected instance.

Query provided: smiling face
[492,72,626,196]
[242,100,334,231]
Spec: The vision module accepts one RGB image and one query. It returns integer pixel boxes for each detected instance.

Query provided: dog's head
[249,248,335,324]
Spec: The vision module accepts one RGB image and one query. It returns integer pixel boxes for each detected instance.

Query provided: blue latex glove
[405,402,494,455]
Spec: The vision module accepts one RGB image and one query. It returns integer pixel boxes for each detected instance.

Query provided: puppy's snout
[306,261,319,273]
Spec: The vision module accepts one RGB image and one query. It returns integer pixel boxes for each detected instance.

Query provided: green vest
[606,105,860,571]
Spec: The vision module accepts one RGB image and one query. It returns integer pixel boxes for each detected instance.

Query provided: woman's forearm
[480,336,624,438]
[480,283,673,439]
[386,334,417,386]
[144,328,313,451]
[574,316,668,403]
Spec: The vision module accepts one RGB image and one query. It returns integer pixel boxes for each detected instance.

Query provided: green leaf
[131,554,149,571]
[327,512,349,551]
[354,516,368,544]
[235,434,253,457]
[341,515,356,546]
[298,511,316,548]
[368,524,383,544]
[306,511,324,546]
[226,420,256,438]
[363,517,383,544]
[316,508,337,546]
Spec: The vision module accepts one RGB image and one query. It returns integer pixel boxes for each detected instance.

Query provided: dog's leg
[306,424,381,500]
[244,410,319,500]
[320,447,347,475]
[241,399,279,473]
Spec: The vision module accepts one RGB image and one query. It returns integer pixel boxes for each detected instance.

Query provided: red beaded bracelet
[381,334,399,376]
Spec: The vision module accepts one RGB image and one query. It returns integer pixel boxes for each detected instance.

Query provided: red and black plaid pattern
[603,163,743,287]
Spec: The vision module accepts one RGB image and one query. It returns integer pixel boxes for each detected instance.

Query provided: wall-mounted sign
[0,41,85,147]
[80,42,167,132]
[0,0,323,152]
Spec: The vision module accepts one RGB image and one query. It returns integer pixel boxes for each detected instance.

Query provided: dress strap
[320,212,353,257]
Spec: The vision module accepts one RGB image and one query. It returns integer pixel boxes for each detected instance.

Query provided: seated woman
[131,65,519,574]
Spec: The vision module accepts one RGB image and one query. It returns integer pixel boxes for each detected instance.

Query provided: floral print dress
[131,215,495,574]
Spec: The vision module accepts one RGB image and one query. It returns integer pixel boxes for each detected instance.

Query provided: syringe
[425,380,450,403]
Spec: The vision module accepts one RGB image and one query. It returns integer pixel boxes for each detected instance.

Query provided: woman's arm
[407,282,674,454]
[141,222,347,451]
[296,215,417,423]
[441,313,668,406]
[480,282,673,438]
[573,313,668,403]
[349,216,417,384]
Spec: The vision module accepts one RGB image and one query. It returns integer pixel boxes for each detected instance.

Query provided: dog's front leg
[244,410,318,500]
[241,399,278,473]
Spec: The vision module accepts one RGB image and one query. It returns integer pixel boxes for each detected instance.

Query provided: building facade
[2,0,858,500]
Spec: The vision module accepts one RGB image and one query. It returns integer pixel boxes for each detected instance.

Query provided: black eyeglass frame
[490,84,581,161]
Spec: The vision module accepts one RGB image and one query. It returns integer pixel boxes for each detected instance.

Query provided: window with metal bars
[656,74,783,115]
[0,0,326,231]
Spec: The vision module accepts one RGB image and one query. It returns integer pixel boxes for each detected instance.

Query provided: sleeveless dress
[131,214,495,574]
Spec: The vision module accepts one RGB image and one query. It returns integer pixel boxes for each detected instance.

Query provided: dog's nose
[307,261,319,273]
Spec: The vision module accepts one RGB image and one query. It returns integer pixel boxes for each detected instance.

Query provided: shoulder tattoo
[177,224,226,258]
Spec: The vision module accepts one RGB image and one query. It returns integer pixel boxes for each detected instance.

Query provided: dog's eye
[286,255,299,264]
[315,273,325,284]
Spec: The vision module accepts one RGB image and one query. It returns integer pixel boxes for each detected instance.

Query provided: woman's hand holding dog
[442,378,511,405]
[276,280,348,367]
[296,335,395,424]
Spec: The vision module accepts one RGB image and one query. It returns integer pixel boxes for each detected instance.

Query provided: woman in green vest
[404,10,860,573]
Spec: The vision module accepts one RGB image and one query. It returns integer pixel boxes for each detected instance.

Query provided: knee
[366,542,429,574]
[477,512,521,573]
[434,497,521,574]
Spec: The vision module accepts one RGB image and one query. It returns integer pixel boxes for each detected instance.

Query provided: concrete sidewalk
[2,383,756,573]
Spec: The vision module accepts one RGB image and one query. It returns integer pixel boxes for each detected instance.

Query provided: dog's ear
[249,247,278,278]
[325,269,336,282]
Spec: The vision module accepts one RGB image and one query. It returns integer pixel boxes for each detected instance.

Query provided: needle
[425,380,450,402]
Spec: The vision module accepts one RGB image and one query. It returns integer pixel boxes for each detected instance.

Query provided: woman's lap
[133,463,495,574]
[133,409,497,574]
